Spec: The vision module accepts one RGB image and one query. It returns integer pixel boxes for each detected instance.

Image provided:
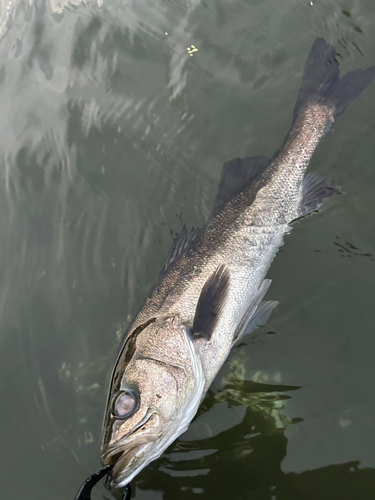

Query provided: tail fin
[293,37,375,123]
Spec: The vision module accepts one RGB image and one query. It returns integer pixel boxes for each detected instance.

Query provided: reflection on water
[137,372,297,500]
[135,371,375,500]
[1,0,375,499]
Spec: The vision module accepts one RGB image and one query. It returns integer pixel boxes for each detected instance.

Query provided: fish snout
[101,413,164,488]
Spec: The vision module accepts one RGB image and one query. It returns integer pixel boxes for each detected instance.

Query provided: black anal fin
[296,172,339,219]
[192,264,230,340]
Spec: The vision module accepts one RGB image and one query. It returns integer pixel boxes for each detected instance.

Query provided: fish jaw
[102,412,186,488]
[101,411,165,487]
[102,441,155,488]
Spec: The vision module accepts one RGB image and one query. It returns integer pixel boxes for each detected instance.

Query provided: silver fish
[101,38,375,488]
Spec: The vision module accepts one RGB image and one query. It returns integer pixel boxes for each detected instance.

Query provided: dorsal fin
[160,225,203,276]
[212,156,270,217]
[160,156,270,275]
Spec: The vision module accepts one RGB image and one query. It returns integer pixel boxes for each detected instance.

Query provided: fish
[100,38,375,489]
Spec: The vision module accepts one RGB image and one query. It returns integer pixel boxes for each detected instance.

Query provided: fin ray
[160,226,203,277]
[294,37,375,126]
[296,172,339,218]
[243,300,279,337]
[192,264,230,340]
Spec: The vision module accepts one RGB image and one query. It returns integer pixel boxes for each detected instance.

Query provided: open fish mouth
[102,445,131,467]
[102,443,150,488]
[101,413,165,487]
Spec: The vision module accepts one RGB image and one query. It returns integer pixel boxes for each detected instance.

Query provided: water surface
[1,0,375,499]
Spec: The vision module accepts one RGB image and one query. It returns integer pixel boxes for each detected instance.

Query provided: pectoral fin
[192,264,230,340]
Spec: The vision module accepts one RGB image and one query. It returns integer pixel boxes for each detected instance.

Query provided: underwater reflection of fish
[139,377,375,500]
[100,38,375,489]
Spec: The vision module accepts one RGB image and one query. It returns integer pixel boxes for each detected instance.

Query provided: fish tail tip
[294,37,375,123]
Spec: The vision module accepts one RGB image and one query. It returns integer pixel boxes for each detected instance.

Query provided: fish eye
[113,389,138,419]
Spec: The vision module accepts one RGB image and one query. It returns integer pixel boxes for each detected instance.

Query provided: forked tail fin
[293,37,375,125]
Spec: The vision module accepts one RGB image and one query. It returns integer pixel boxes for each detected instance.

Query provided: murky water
[1,0,375,499]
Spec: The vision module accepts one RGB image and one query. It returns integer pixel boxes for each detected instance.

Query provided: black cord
[74,465,131,500]
[122,483,132,500]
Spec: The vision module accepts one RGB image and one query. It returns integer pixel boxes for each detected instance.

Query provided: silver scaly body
[100,38,375,489]
[129,103,333,393]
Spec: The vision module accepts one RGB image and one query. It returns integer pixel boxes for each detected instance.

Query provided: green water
[1,0,375,499]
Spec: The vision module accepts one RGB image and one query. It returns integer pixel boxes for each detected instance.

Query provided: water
[1,0,375,499]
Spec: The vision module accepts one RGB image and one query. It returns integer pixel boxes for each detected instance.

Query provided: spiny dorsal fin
[192,264,230,340]
[296,172,339,219]
[160,225,203,276]
[212,156,270,217]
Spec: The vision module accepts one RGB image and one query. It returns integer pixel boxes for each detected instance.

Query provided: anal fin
[296,172,339,219]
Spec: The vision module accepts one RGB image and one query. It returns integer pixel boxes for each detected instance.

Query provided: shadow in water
[124,374,375,500]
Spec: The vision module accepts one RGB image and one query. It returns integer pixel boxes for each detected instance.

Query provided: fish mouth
[102,443,150,488]
[101,414,163,488]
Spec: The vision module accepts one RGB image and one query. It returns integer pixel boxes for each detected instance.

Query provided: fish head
[101,316,205,489]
